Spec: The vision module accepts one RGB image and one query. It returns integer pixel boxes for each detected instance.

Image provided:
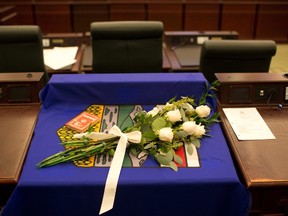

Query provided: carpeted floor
[269,44,288,73]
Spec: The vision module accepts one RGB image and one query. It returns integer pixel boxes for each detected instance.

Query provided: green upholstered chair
[90,21,163,73]
[0,25,49,83]
[199,40,277,83]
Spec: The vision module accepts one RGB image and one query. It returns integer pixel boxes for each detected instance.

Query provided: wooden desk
[43,32,171,73]
[219,106,288,215]
[0,104,40,208]
[0,72,45,104]
[80,45,171,73]
[43,33,85,74]
[164,31,239,72]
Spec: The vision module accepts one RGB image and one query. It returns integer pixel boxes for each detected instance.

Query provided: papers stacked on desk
[223,107,276,140]
[43,46,78,70]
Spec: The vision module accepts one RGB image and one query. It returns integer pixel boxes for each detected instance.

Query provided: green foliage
[152,117,167,131]
[37,81,220,171]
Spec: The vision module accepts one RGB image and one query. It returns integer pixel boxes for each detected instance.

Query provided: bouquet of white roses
[37,81,220,171]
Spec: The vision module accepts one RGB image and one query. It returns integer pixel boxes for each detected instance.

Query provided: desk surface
[220,106,288,188]
[0,72,44,83]
[80,45,171,72]
[1,73,250,216]
[164,31,239,72]
[0,104,39,184]
[0,104,39,208]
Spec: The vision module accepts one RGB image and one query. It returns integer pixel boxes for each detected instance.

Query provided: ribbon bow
[75,126,141,214]
[99,125,141,214]
[74,125,141,215]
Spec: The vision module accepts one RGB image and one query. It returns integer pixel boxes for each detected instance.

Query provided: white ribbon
[99,125,141,214]
[74,126,141,215]
[74,125,142,214]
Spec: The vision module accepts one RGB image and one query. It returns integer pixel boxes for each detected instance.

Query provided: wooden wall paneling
[14,5,34,25]
[0,5,18,25]
[221,3,257,39]
[255,3,288,42]
[4,0,34,25]
[34,2,71,33]
[147,1,183,31]
[72,3,109,33]
[184,1,220,31]
[109,1,146,21]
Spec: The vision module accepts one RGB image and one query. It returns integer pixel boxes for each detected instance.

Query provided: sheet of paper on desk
[43,46,78,70]
[223,107,276,140]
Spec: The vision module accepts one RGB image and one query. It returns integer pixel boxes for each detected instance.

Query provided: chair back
[0,25,48,82]
[90,21,163,73]
[199,40,277,83]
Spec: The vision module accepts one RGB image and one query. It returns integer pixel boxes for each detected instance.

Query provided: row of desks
[44,31,239,75]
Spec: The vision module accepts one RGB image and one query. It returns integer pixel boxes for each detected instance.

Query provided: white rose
[147,107,159,117]
[166,109,182,123]
[159,127,173,142]
[184,103,195,116]
[194,124,206,137]
[184,103,194,111]
[182,121,197,135]
[195,105,211,118]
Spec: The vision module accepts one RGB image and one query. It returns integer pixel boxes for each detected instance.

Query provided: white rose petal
[166,109,182,123]
[194,124,206,137]
[147,107,159,117]
[184,103,194,111]
[195,105,211,118]
[159,127,173,142]
[182,121,197,135]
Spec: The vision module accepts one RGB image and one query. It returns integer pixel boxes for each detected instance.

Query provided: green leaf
[191,138,201,148]
[155,154,171,166]
[152,117,167,131]
[166,150,174,161]
[108,149,115,157]
[176,131,189,138]
[142,130,157,141]
[130,146,140,156]
[180,108,188,122]
[169,161,178,172]
[87,124,94,133]
[144,142,155,150]
[174,154,183,165]
[187,143,193,155]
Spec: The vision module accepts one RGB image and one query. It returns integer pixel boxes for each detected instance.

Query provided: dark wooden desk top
[0,105,40,184]
[164,31,239,72]
[0,72,44,82]
[81,45,171,72]
[219,106,288,188]
[215,72,288,84]
[163,44,200,72]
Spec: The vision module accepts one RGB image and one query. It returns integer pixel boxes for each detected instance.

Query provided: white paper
[223,107,276,140]
[43,46,78,70]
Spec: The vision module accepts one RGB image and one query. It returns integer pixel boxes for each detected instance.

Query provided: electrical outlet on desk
[255,86,281,101]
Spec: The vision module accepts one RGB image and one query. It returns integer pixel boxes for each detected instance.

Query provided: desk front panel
[0,104,40,208]
[219,107,288,215]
